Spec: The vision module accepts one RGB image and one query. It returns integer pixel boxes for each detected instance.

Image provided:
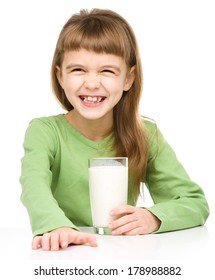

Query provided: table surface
[0,225,214,261]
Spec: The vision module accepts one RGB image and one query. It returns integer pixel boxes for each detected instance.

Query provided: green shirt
[20,114,209,236]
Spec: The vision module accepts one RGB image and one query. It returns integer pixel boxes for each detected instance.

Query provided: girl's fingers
[72,232,98,247]
[32,236,42,249]
[84,235,98,247]
[123,227,144,235]
[109,207,161,235]
[109,209,138,231]
[31,228,98,251]
[59,230,70,249]
[50,232,60,251]
[41,232,51,251]
[111,220,139,235]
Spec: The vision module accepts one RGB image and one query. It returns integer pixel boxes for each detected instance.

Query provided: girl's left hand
[108,205,161,235]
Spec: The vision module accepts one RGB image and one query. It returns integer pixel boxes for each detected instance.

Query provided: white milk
[89,165,128,227]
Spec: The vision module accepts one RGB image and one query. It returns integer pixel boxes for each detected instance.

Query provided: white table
[0,225,212,260]
[0,226,214,279]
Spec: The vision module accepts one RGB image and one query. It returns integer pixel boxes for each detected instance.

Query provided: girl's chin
[81,114,106,121]
[78,109,111,122]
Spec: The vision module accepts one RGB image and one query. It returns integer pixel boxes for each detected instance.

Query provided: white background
[0,0,214,234]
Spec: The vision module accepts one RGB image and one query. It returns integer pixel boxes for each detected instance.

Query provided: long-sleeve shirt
[20,114,209,236]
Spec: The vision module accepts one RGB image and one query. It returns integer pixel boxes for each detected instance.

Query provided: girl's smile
[79,95,106,107]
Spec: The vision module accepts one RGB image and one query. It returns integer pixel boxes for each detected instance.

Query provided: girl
[20,9,209,251]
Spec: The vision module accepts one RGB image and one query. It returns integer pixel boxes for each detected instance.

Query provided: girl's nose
[84,73,100,89]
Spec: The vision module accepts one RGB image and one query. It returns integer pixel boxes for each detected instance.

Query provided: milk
[89,165,128,227]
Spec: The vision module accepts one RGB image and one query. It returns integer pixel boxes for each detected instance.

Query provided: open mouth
[79,95,106,103]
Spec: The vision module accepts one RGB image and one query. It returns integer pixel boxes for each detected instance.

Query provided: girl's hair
[51,9,148,199]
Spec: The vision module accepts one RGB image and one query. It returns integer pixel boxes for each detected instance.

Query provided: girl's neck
[65,110,113,142]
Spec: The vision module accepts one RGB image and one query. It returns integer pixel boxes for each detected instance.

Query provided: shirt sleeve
[20,118,79,236]
[144,121,210,233]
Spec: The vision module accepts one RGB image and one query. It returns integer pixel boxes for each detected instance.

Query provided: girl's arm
[108,121,209,235]
[20,119,79,236]
[145,122,209,233]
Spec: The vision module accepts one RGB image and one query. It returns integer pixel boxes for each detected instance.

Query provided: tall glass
[89,157,128,235]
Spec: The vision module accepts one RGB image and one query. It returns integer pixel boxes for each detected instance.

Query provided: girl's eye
[71,68,85,72]
[102,69,115,74]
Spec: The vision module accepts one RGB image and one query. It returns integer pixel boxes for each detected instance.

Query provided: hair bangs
[61,17,132,65]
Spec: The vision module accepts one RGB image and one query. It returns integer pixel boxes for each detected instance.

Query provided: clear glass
[89,157,128,235]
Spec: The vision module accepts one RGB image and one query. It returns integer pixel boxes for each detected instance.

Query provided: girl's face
[57,49,135,122]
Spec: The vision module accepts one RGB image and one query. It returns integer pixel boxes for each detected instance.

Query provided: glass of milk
[89,157,128,235]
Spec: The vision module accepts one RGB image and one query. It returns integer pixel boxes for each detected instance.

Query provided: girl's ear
[56,66,64,88]
[123,66,135,91]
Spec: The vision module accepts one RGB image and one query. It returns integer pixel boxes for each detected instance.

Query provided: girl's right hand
[32,227,97,251]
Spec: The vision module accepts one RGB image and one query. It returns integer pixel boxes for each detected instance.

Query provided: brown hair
[51,9,148,199]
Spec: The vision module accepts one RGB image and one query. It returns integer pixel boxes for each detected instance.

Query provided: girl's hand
[32,227,97,251]
[108,205,161,235]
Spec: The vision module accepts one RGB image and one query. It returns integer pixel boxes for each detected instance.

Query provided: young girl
[20,8,209,251]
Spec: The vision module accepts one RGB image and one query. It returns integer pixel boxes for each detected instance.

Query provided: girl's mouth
[79,95,106,103]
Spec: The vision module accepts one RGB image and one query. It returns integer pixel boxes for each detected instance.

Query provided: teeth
[82,96,103,103]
